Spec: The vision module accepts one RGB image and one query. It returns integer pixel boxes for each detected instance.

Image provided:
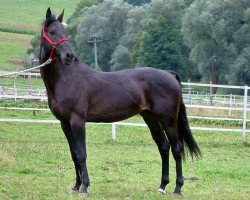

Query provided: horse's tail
[178,100,201,160]
[169,71,201,160]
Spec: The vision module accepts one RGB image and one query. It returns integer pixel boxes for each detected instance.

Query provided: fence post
[28,72,32,94]
[188,79,192,104]
[209,81,213,105]
[14,82,17,101]
[229,94,232,116]
[242,85,248,143]
[112,123,116,140]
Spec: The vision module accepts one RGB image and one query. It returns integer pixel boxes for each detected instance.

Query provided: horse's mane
[43,15,57,27]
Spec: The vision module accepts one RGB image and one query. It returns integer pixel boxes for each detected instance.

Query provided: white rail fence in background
[0,82,46,101]
[0,82,249,142]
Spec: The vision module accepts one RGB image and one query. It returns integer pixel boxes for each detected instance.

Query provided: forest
[29,0,250,86]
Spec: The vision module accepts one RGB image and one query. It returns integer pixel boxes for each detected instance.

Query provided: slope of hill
[0,0,80,71]
[0,0,80,31]
[0,32,33,71]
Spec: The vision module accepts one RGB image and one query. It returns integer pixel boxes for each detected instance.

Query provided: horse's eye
[50,30,55,35]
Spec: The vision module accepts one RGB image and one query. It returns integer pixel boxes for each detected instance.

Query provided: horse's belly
[86,100,148,123]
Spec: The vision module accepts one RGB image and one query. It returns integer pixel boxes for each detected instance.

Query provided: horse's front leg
[70,114,90,197]
[60,121,81,192]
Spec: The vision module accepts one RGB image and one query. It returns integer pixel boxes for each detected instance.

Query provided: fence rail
[0,82,249,142]
[0,118,249,142]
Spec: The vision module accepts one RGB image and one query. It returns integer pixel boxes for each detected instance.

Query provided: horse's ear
[46,7,52,19]
[57,9,64,23]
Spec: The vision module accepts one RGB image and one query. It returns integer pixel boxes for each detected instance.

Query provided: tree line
[29,0,250,87]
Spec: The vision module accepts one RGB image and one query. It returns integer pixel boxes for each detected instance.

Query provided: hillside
[0,32,33,71]
[0,0,80,31]
[0,0,79,72]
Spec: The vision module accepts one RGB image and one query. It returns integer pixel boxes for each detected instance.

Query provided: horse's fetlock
[162,177,170,185]
[176,176,184,187]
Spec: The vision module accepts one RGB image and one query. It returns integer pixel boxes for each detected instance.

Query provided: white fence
[0,82,249,142]
[0,82,46,101]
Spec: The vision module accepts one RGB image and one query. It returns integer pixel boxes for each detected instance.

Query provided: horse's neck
[40,62,61,98]
[40,56,97,98]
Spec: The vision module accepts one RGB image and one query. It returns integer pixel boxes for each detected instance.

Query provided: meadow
[0,0,80,31]
[0,120,249,200]
[0,32,33,71]
[0,0,80,72]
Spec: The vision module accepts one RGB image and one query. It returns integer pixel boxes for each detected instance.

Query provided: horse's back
[95,67,181,118]
[98,67,180,90]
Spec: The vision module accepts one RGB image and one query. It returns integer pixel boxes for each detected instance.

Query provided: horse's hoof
[157,188,166,195]
[79,192,89,198]
[173,192,182,196]
[70,189,79,193]
[70,186,80,193]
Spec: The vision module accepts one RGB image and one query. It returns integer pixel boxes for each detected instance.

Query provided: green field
[0,0,80,72]
[0,120,249,199]
[0,32,33,71]
[0,0,80,31]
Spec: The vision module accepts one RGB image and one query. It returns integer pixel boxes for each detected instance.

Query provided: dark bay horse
[39,8,201,197]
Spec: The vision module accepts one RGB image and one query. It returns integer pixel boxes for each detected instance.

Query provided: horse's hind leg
[160,121,184,195]
[141,113,170,194]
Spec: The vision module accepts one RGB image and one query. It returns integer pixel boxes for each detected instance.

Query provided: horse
[39,7,201,197]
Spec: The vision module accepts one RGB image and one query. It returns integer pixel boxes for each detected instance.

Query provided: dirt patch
[8,60,25,67]
[0,150,16,166]
[0,23,39,31]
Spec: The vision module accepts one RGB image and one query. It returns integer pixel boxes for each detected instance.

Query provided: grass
[0,120,250,199]
[0,32,33,71]
[0,0,80,31]
[0,0,80,72]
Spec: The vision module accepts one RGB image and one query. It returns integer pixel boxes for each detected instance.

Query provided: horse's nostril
[66,53,74,60]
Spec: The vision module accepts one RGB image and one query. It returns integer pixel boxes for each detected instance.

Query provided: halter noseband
[42,27,69,60]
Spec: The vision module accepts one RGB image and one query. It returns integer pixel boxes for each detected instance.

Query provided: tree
[111,0,188,69]
[75,0,132,71]
[124,0,151,6]
[67,0,103,44]
[124,0,197,80]
[27,32,41,59]
[182,0,250,88]
[131,10,190,79]
[110,5,148,71]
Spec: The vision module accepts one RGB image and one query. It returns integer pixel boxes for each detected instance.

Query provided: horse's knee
[162,142,170,152]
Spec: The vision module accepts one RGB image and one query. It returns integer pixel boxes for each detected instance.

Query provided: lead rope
[0,58,52,77]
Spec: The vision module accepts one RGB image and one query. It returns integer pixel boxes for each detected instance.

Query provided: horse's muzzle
[64,52,75,65]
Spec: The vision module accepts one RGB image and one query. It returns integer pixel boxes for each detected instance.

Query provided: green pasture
[0,32,33,71]
[0,121,249,200]
[0,0,80,72]
[0,0,80,31]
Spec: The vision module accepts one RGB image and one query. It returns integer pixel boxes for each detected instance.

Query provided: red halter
[42,27,69,60]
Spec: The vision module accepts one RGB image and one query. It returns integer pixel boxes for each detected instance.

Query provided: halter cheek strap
[42,27,69,60]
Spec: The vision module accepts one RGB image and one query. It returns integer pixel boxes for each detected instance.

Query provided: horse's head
[41,7,75,65]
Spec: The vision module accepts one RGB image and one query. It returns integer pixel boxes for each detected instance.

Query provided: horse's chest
[49,98,70,121]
